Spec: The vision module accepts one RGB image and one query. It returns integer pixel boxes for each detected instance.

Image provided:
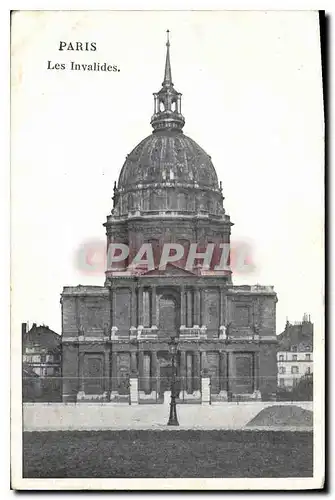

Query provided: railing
[22,374,313,403]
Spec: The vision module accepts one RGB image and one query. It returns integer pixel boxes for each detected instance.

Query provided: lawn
[23,430,313,478]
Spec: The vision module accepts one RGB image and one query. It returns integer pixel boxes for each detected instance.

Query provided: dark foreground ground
[23,430,313,478]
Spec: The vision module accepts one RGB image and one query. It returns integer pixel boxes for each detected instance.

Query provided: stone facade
[61,34,278,403]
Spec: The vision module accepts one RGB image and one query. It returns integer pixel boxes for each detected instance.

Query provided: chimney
[21,322,27,338]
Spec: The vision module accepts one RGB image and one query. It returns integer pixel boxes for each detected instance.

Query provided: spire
[163,30,173,87]
[150,30,185,133]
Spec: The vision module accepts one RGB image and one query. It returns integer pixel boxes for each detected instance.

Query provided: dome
[110,31,225,218]
[117,130,219,192]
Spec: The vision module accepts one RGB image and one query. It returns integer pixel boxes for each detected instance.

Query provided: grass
[23,430,313,478]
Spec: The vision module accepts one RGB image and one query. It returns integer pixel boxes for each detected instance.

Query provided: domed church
[61,33,278,403]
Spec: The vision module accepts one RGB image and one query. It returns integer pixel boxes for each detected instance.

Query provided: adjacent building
[61,34,278,403]
[22,323,62,401]
[277,314,313,390]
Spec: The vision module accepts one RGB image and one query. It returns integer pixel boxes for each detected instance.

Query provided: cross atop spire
[163,29,173,87]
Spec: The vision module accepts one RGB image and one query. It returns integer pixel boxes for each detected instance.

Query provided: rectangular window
[292,355,297,361]
[279,378,285,387]
[279,355,284,361]
[305,354,311,361]
[306,367,311,374]
[291,366,299,374]
[279,366,286,374]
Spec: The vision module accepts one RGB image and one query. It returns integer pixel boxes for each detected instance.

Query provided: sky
[11,10,324,336]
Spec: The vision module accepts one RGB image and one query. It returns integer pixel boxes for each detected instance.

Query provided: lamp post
[167,336,179,426]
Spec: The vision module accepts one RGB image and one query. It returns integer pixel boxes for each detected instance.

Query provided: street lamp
[167,336,179,426]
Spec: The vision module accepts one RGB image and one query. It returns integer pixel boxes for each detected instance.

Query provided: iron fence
[209,374,313,402]
[22,373,313,403]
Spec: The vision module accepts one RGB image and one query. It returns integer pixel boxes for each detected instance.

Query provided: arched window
[159,101,165,112]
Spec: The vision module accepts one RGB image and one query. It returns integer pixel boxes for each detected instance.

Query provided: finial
[163,29,172,86]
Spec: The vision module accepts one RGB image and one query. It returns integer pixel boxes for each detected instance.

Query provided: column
[130,351,138,375]
[138,287,143,327]
[254,352,260,391]
[186,352,193,394]
[201,351,208,374]
[199,288,204,326]
[186,289,193,327]
[138,350,144,391]
[201,352,211,405]
[193,351,201,391]
[151,286,157,327]
[151,351,158,393]
[131,286,137,328]
[111,352,118,393]
[220,287,225,326]
[130,377,139,405]
[226,351,231,400]
[219,351,228,399]
[194,287,201,326]
[143,353,151,393]
[226,296,230,325]
[78,351,85,393]
[104,349,110,394]
[180,351,186,394]
[180,286,186,327]
[111,287,116,327]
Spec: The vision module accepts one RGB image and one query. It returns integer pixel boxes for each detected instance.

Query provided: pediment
[141,263,196,277]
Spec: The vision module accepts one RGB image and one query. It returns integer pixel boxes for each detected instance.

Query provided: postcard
[11,9,325,490]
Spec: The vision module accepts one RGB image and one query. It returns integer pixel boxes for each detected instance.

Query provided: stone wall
[23,401,313,431]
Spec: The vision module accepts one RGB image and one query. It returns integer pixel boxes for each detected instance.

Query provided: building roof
[23,324,61,349]
[118,132,219,192]
[277,316,313,352]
